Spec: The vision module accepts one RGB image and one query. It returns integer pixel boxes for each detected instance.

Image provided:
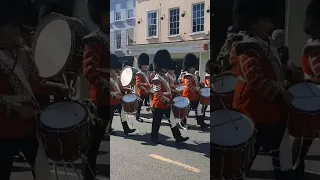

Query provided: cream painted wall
[135,0,210,45]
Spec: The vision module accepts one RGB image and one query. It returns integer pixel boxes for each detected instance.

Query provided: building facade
[128,0,210,79]
[110,0,136,65]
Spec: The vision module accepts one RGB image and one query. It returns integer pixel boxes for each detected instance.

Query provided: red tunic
[152,74,172,109]
[166,73,176,94]
[136,71,150,96]
[182,73,200,101]
[301,38,320,80]
[82,31,109,106]
[230,33,287,127]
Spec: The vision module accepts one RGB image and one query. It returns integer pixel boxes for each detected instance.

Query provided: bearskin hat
[39,0,75,21]
[138,53,149,68]
[233,0,278,31]
[148,63,154,71]
[183,53,198,71]
[110,54,122,69]
[304,0,320,36]
[169,60,177,70]
[87,0,108,25]
[153,49,172,72]
[0,0,39,27]
[205,59,212,74]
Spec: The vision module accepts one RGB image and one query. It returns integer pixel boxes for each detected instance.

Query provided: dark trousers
[110,104,132,133]
[249,124,286,178]
[292,138,313,175]
[136,95,149,120]
[182,100,206,126]
[151,108,182,140]
[81,105,110,180]
[0,135,38,180]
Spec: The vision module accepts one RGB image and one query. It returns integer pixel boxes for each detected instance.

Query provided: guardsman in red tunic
[204,59,211,88]
[166,61,177,96]
[148,63,156,108]
[231,0,293,178]
[151,49,189,144]
[181,53,209,130]
[292,1,320,178]
[135,53,151,122]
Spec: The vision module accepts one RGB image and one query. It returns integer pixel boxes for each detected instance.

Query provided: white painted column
[285,0,310,67]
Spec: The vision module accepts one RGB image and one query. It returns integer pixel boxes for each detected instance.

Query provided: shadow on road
[248,170,320,180]
[12,165,32,173]
[306,155,320,161]
[111,131,209,157]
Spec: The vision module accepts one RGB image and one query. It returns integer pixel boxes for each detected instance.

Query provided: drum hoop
[38,100,88,131]
[32,13,88,79]
[173,96,190,107]
[287,81,320,114]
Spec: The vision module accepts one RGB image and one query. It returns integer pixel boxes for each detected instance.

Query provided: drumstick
[219,98,239,130]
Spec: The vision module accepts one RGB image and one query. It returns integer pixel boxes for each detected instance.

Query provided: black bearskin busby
[110,54,122,70]
[304,0,320,36]
[153,49,172,72]
[183,53,198,71]
[138,53,149,69]
[233,0,278,31]
[148,63,154,71]
[87,0,108,25]
[205,59,212,74]
[169,60,177,70]
[0,0,39,27]
[39,0,75,21]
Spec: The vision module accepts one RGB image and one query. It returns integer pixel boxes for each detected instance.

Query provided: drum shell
[122,99,138,113]
[210,135,255,178]
[172,105,189,119]
[33,13,89,80]
[199,95,210,105]
[39,119,91,162]
[287,111,320,138]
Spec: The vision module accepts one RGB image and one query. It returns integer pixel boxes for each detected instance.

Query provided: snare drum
[121,67,138,87]
[212,75,238,109]
[200,88,210,105]
[38,101,90,162]
[122,94,138,113]
[33,13,88,80]
[211,109,255,179]
[175,85,184,93]
[172,96,190,119]
[287,82,320,138]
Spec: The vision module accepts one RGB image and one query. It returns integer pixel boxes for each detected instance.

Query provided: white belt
[163,92,170,95]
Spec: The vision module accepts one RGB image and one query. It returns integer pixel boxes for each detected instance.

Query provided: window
[126,0,134,18]
[192,3,205,33]
[126,28,134,45]
[115,3,121,21]
[114,30,121,49]
[169,8,180,35]
[147,11,158,37]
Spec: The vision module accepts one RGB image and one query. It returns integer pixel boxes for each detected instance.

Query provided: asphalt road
[110,107,210,180]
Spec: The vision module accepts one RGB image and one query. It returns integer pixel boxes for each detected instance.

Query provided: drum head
[34,16,72,78]
[121,67,134,86]
[173,96,189,108]
[40,101,86,129]
[176,85,184,92]
[211,109,254,147]
[213,75,238,93]
[200,88,210,97]
[123,94,137,103]
[288,82,320,112]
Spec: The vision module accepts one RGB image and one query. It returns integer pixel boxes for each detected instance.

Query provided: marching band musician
[81,0,111,179]
[231,0,294,179]
[166,61,177,96]
[181,53,210,130]
[148,63,156,109]
[135,53,151,122]
[204,59,211,88]
[292,1,320,178]
[151,49,189,144]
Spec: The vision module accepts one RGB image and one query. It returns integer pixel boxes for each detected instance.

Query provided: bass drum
[120,67,138,87]
[33,13,88,81]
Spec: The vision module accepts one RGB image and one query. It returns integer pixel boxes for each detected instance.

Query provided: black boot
[197,116,209,130]
[122,121,136,136]
[151,120,161,144]
[171,126,189,143]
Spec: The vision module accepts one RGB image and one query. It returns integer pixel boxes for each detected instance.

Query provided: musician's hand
[19,105,36,120]
[283,91,294,104]
[115,94,122,99]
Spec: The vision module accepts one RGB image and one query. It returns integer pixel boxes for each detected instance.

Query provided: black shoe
[200,122,210,130]
[136,118,144,122]
[109,128,115,135]
[176,137,189,143]
[124,128,136,136]
[151,139,161,144]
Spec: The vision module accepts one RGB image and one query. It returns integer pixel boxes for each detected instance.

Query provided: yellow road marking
[149,154,201,173]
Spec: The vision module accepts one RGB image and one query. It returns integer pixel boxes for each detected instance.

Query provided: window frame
[168,7,180,36]
[146,10,159,38]
[191,2,205,33]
